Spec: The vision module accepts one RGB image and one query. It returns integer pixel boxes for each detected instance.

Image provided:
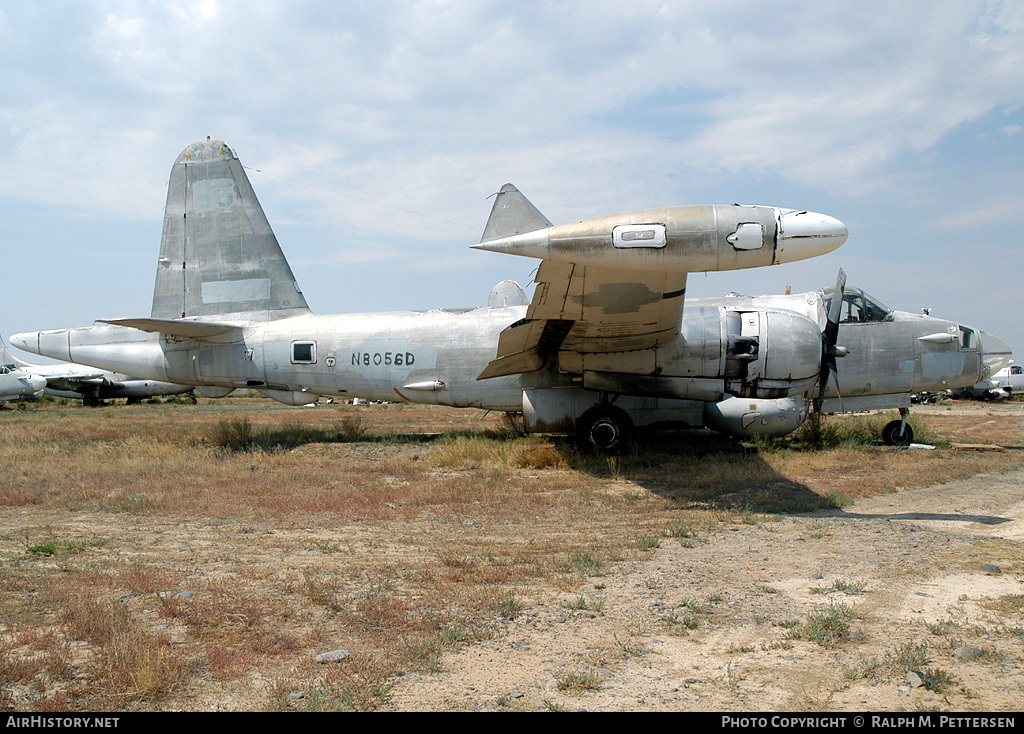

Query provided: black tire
[575,405,633,453]
[881,419,913,447]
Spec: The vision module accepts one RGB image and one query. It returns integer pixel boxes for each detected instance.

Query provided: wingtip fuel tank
[474,199,847,273]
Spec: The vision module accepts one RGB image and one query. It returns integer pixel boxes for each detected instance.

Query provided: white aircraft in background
[0,363,45,407]
[955,362,1024,401]
[1,334,193,406]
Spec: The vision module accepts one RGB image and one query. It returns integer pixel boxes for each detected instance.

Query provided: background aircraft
[9,139,1010,448]
[954,362,1024,401]
[0,363,46,407]
[1,334,193,406]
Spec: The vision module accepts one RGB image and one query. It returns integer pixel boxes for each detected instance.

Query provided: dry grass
[1,397,1022,710]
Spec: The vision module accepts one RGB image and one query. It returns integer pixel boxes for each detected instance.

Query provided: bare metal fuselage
[18,289,998,424]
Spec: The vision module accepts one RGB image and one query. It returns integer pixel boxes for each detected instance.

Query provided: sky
[2,1,1023,363]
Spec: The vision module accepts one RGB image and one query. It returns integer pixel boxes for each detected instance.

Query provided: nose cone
[775,209,848,264]
[979,331,1012,379]
[9,332,34,353]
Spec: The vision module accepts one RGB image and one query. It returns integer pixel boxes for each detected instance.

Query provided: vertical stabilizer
[0,334,29,369]
[479,184,552,243]
[152,138,311,320]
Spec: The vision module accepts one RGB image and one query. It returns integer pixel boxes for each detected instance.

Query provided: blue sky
[2,1,1022,360]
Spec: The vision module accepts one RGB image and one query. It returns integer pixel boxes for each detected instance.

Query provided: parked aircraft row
[8,138,1013,448]
[1,334,192,407]
[955,363,1024,401]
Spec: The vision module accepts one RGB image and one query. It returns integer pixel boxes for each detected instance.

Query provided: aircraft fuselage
[13,290,999,420]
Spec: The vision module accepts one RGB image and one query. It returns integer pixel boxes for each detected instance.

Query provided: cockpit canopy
[822,286,892,323]
[0,364,18,375]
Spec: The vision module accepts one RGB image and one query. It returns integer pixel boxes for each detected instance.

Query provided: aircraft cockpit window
[291,341,317,364]
[822,287,892,323]
[958,326,976,350]
[0,364,15,374]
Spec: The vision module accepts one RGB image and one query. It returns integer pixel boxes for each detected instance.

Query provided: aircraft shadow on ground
[209,421,1016,525]
[563,430,841,515]
[820,509,1012,526]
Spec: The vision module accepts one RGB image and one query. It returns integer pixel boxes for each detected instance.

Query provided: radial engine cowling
[724,309,822,399]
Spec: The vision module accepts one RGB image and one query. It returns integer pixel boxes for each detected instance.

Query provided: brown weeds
[0,399,1021,710]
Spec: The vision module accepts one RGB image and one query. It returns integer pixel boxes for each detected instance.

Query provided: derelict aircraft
[10,139,1012,449]
[0,334,193,406]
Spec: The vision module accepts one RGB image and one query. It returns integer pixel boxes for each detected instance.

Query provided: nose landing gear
[881,407,914,446]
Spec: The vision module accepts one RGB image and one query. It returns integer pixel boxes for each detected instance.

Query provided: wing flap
[478,264,687,379]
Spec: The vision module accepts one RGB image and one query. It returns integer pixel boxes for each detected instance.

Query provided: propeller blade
[814,268,847,414]
[827,268,847,327]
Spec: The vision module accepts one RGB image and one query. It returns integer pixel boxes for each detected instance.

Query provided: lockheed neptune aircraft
[0,334,193,406]
[10,139,1011,449]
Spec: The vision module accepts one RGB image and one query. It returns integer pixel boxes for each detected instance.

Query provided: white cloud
[1,0,1023,346]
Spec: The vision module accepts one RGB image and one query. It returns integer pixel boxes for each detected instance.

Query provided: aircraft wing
[478,262,686,380]
[40,373,107,391]
[474,184,848,381]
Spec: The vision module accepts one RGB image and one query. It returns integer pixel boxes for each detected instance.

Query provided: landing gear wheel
[882,419,914,447]
[575,405,632,453]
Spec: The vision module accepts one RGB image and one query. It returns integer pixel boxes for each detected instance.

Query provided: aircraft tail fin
[151,138,311,321]
[479,184,552,243]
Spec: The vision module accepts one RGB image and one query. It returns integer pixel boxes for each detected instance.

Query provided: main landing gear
[575,404,633,453]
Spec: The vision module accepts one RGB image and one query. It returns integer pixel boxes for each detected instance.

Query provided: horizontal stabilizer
[480,184,552,244]
[98,318,238,338]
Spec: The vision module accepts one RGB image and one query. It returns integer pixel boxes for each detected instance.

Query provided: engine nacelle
[703,396,808,438]
[196,386,235,399]
[259,388,317,406]
[576,306,822,402]
[721,310,821,399]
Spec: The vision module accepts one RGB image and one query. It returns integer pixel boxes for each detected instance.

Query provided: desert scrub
[787,602,854,648]
[209,417,367,451]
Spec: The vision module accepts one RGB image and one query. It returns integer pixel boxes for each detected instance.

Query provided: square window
[292,341,316,364]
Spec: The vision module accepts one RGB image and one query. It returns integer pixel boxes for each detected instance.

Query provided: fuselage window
[291,341,317,364]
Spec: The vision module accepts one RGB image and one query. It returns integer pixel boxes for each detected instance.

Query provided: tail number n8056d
[352,352,416,367]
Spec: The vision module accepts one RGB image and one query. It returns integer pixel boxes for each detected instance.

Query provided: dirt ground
[2,402,1022,712]
[385,404,1024,712]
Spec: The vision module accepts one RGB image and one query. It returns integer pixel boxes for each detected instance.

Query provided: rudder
[151,138,310,320]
